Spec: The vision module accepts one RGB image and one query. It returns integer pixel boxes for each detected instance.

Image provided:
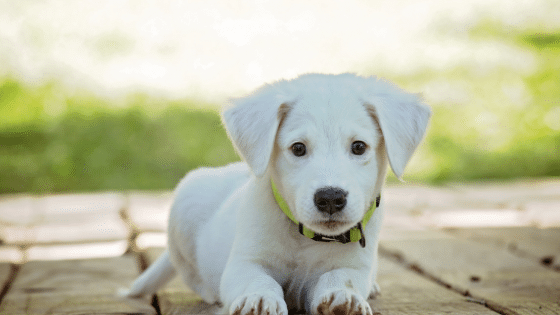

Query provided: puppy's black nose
[314,187,348,215]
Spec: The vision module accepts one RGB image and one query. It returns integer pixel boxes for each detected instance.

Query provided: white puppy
[124,73,430,315]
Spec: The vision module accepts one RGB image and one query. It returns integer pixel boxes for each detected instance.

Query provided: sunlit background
[1,0,560,263]
[1,0,559,193]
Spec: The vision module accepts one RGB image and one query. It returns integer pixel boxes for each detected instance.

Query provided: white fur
[124,73,430,315]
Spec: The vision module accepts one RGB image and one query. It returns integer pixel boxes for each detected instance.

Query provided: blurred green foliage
[1,23,559,194]
[397,25,560,183]
[0,83,238,194]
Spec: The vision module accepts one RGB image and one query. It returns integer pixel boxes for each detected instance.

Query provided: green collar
[271,179,380,248]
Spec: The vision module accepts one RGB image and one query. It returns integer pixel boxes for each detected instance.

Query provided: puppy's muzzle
[314,187,348,215]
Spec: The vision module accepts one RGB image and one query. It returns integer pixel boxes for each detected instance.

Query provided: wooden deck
[0,180,559,314]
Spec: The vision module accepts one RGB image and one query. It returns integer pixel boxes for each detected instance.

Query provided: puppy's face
[223,74,430,237]
[272,90,384,236]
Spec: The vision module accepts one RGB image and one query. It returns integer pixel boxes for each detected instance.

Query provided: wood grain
[0,264,10,282]
[374,256,496,314]
[380,229,560,315]
[0,255,155,315]
[0,263,13,298]
[127,192,173,233]
[145,248,221,315]
[445,227,560,269]
[145,247,496,315]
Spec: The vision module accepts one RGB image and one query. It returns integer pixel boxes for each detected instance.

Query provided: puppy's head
[222,74,430,236]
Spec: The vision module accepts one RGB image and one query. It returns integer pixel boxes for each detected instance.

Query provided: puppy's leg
[368,251,381,299]
[221,261,288,315]
[309,268,373,315]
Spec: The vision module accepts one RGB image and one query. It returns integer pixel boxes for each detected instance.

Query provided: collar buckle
[299,222,366,248]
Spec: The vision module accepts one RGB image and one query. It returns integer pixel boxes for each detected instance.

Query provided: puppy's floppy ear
[363,83,431,180]
[222,84,290,177]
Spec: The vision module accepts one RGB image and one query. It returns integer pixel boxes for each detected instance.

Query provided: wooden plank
[127,192,173,232]
[25,240,129,262]
[146,248,220,315]
[0,246,24,264]
[35,193,126,218]
[525,200,560,228]
[0,212,128,246]
[145,247,496,314]
[0,263,12,294]
[0,255,156,315]
[136,232,167,250]
[0,192,129,249]
[0,196,36,226]
[374,256,497,314]
[380,229,560,315]
[0,264,10,281]
[449,179,560,209]
[445,227,560,270]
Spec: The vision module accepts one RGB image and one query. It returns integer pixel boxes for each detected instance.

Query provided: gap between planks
[0,264,19,307]
[144,247,497,315]
[378,245,518,315]
[443,227,560,272]
[0,255,156,315]
[136,250,164,315]
[379,228,560,315]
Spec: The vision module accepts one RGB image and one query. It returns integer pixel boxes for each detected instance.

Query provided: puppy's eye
[291,142,306,157]
[351,141,367,155]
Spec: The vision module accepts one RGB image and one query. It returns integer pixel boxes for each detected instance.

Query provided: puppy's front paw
[230,293,288,315]
[313,290,373,315]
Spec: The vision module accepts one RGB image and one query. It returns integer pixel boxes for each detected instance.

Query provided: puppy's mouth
[315,219,352,232]
[303,219,357,237]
